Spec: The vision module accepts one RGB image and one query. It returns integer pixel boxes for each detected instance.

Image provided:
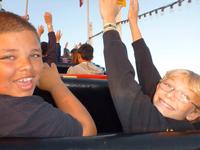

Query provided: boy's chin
[9,91,34,97]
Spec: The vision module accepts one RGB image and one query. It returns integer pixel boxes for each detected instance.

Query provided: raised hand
[55,30,62,43]
[44,12,53,32]
[37,25,44,37]
[128,0,139,25]
[44,12,52,26]
[99,0,121,24]
[128,0,142,41]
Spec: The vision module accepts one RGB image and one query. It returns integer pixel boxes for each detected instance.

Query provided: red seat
[61,74,107,80]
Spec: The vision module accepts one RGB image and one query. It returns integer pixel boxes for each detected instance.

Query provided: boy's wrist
[103,23,117,33]
[49,80,64,93]
[103,17,116,25]
[47,24,53,30]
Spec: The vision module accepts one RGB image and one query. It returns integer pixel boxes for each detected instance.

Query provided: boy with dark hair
[0,11,96,137]
[67,43,104,74]
[78,43,94,61]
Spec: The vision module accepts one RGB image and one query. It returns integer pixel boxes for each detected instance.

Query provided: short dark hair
[70,48,79,65]
[0,11,39,41]
[71,48,78,54]
[78,43,93,61]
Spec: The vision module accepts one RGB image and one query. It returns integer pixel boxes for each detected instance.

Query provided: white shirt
[67,62,104,74]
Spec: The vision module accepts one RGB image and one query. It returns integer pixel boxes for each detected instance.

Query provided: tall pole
[87,0,90,44]
[25,0,29,16]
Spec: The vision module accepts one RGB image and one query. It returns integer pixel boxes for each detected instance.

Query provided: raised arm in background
[37,25,44,38]
[55,30,62,63]
[43,12,57,64]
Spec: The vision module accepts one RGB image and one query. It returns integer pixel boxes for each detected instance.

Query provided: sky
[1,0,200,77]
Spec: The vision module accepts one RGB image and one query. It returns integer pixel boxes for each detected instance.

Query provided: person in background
[0,11,96,137]
[67,43,104,74]
[70,48,79,65]
[61,42,71,63]
[100,0,200,133]
[38,12,57,65]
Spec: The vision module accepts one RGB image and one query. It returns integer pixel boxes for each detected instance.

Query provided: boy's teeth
[19,78,32,82]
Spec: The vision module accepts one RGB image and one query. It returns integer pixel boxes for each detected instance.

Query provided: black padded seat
[34,78,122,134]
[56,63,71,73]
[1,131,200,150]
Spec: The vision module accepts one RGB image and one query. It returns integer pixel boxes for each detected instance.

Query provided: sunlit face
[0,30,43,97]
[153,77,199,121]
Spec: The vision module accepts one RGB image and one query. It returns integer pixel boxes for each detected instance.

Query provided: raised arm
[128,0,141,42]
[44,12,57,64]
[100,0,152,132]
[37,63,97,136]
[129,0,161,97]
[55,30,62,63]
[37,25,44,38]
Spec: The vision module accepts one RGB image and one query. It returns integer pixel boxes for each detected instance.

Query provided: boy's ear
[186,111,200,122]
[76,54,81,61]
[77,53,81,59]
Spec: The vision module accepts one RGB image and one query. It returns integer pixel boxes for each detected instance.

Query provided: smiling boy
[0,11,96,137]
[100,0,200,133]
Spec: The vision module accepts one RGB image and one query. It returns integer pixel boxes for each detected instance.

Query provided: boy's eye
[31,54,41,58]
[160,81,174,92]
[174,90,192,104]
[163,82,172,89]
[0,55,15,60]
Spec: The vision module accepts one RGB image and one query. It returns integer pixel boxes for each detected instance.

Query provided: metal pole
[25,0,29,16]
[87,0,90,44]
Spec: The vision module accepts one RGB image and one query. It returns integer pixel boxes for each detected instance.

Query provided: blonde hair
[162,69,200,97]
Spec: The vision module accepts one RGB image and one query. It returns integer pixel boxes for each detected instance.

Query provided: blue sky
[1,0,200,76]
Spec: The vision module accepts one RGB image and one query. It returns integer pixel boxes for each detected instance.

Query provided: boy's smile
[15,77,34,91]
[157,97,176,111]
[0,30,43,97]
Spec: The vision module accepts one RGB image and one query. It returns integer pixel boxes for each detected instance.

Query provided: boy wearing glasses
[100,0,200,133]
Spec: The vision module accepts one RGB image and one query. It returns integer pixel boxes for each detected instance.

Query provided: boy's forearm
[129,22,142,42]
[50,82,97,136]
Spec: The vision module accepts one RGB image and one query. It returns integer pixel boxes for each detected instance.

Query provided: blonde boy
[100,0,200,132]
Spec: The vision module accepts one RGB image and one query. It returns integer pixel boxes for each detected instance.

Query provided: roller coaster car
[1,76,200,150]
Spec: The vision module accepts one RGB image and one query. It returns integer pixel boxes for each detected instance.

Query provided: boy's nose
[19,58,33,72]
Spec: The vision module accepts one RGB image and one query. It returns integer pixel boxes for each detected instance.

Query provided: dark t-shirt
[0,95,82,137]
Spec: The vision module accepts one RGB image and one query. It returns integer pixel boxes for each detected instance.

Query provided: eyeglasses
[159,81,200,111]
